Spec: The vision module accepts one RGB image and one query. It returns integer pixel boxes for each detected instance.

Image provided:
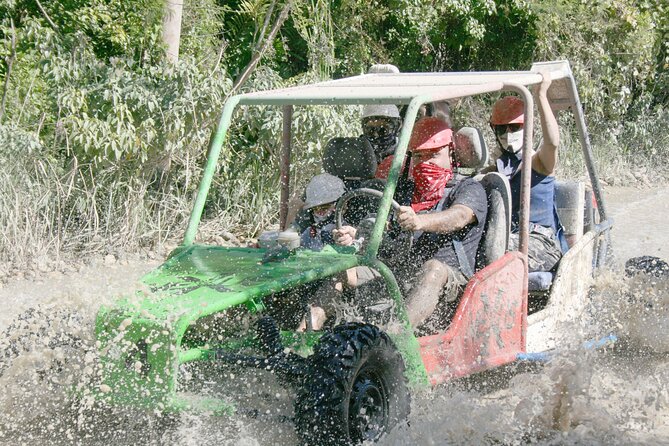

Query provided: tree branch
[227,1,292,97]
[254,0,277,54]
[35,0,59,33]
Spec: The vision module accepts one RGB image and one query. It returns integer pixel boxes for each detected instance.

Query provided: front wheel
[294,323,410,445]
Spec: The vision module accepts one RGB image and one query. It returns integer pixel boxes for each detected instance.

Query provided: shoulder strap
[453,238,474,279]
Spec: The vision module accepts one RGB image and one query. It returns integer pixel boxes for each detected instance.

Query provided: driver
[334,117,487,331]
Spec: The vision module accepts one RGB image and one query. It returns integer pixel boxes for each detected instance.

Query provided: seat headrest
[453,127,488,170]
[323,137,377,180]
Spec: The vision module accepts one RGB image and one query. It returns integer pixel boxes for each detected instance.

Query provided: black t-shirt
[410,178,488,271]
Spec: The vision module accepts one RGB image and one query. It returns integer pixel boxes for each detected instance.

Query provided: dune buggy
[95,60,613,444]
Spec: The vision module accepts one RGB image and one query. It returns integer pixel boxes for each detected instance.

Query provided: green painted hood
[105,244,360,322]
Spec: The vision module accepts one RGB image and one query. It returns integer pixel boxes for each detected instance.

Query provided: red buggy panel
[419,252,528,385]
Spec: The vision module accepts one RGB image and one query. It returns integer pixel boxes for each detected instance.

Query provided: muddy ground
[1,185,668,445]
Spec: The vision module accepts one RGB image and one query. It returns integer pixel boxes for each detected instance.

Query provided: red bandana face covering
[411,161,453,212]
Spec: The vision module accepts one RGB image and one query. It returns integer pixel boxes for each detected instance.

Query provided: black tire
[294,322,410,445]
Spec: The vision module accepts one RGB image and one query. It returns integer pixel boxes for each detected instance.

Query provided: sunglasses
[312,203,335,214]
[493,123,523,135]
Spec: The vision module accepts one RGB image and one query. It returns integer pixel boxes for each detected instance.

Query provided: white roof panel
[237,71,552,105]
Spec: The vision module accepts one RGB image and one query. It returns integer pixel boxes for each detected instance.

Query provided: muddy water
[1,186,668,445]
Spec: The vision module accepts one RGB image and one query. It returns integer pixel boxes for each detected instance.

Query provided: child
[298,173,346,251]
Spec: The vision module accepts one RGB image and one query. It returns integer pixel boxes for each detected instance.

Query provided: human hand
[332,226,357,246]
[397,206,421,231]
[533,69,552,97]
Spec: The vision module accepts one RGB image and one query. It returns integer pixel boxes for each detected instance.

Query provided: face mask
[367,134,397,159]
[410,161,453,212]
[363,120,399,159]
[497,129,524,154]
[313,213,329,224]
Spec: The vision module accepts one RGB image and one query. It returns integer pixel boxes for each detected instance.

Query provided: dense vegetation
[1,0,668,267]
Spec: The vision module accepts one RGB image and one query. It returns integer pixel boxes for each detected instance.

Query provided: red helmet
[490,96,525,125]
[409,117,453,152]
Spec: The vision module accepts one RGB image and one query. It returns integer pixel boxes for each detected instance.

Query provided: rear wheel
[294,322,410,445]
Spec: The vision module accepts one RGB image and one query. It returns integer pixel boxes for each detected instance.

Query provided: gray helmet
[303,173,346,210]
[361,104,401,120]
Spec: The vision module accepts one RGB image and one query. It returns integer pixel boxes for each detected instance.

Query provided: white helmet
[362,104,401,121]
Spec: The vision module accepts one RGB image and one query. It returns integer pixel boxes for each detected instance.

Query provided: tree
[163,0,183,63]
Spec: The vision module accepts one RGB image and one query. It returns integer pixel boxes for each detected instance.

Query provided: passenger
[298,173,346,251]
[488,73,562,272]
[333,117,487,330]
[286,106,400,231]
[360,104,402,179]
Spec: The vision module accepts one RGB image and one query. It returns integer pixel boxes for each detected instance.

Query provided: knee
[422,259,450,284]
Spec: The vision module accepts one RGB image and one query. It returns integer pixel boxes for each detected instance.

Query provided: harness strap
[453,238,474,279]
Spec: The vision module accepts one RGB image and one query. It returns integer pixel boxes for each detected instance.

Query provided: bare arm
[532,71,560,176]
[397,204,477,233]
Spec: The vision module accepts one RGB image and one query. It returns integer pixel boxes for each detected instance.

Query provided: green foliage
[179,0,226,68]
[220,0,285,78]
[532,1,657,128]
[328,0,536,75]
[1,0,669,267]
[0,0,164,61]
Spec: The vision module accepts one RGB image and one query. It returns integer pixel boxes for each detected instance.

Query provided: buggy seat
[322,137,377,189]
[454,127,510,270]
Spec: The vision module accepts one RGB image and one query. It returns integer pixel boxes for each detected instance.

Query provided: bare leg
[405,259,451,327]
[297,305,327,331]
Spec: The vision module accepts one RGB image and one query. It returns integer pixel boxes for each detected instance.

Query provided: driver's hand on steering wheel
[333,226,357,246]
[398,206,421,231]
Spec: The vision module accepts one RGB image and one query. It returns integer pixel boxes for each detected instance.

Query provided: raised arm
[532,71,560,176]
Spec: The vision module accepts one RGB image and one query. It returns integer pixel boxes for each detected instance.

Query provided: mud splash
[384,270,669,446]
[2,186,669,445]
[1,263,667,445]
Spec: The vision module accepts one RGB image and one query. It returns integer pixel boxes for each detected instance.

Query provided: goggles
[492,123,523,135]
[362,120,397,139]
[311,203,335,215]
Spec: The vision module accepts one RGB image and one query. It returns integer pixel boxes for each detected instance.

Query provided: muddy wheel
[294,322,410,445]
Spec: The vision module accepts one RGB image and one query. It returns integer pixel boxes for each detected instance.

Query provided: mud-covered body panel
[94,244,359,409]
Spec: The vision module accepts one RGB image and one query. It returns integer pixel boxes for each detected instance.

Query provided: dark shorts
[394,257,467,301]
[509,231,562,272]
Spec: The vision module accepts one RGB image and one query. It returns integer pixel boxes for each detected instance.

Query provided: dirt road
[605,186,669,262]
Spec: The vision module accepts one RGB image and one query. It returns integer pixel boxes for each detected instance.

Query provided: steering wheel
[333,188,412,256]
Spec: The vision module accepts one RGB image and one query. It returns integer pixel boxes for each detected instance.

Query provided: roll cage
[183,60,612,268]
